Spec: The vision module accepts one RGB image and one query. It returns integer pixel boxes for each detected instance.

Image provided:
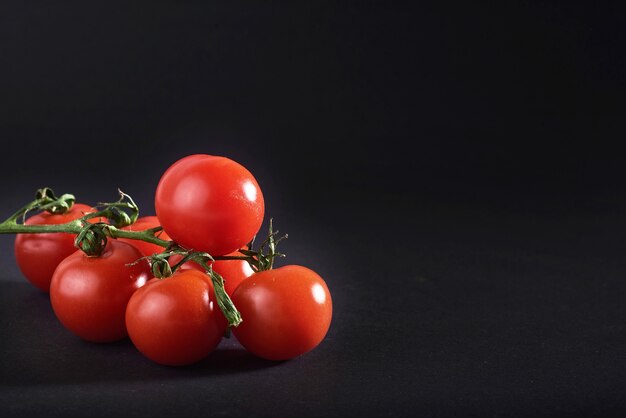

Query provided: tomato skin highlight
[14,203,97,292]
[119,216,170,257]
[49,240,150,343]
[126,269,228,366]
[232,265,333,361]
[155,154,265,256]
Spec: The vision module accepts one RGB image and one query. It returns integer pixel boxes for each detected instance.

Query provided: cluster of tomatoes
[13,155,332,366]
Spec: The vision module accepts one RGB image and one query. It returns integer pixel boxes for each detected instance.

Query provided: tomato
[155,155,264,256]
[119,216,252,294]
[14,203,97,292]
[169,249,254,296]
[231,265,332,360]
[50,240,150,342]
[213,257,254,295]
[119,216,170,256]
[126,269,228,366]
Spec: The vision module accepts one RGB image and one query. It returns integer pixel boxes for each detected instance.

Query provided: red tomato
[155,155,264,256]
[168,250,254,296]
[232,265,332,361]
[213,257,254,295]
[126,269,228,366]
[14,203,97,292]
[119,216,170,256]
[165,253,198,271]
[50,240,150,342]
[167,253,203,272]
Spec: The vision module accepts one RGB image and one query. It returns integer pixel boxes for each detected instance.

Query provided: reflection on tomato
[155,155,264,256]
[50,240,150,342]
[126,269,228,366]
[232,265,332,360]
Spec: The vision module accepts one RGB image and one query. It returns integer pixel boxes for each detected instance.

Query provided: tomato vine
[0,187,286,327]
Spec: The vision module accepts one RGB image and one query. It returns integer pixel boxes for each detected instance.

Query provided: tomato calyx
[1,188,76,227]
[90,189,139,228]
[72,191,156,257]
[35,187,76,215]
[75,222,109,256]
[150,256,173,278]
[240,218,287,272]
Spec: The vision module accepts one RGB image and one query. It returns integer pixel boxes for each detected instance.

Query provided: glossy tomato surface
[14,203,96,292]
[232,265,332,361]
[119,216,170,257]
[213,257,254,295]
[50,240,150,342]
[169,249,254,296]
[126,269,228,366]
[154,154,264,256]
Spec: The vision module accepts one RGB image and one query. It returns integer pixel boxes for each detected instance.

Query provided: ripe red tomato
[232,265,332,361]
[155,155,264,256]
[50,240,150,342]
[119,216,170,256]
[213,257,254,295]
[126,269,228,366]
[14,203,97,292]
[169,250,254,296]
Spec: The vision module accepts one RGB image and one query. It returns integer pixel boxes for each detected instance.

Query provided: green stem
[0,219,168,249]
[0,218,250,261]
[0,188,252,328]
[0,191,168,248]
[0,220,82,234]
[194,256,242,327]
[209,269,242,327]
[0,190,288,330]
[105,227,170,247]
[0,207,244,326]
[4,201,45,224]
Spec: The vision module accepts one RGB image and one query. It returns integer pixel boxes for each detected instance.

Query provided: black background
[1,1,625,417]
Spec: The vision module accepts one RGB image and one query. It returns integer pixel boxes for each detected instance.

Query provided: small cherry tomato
[232,265,332,361]
[126,269,228,366]
[213,257,254,296]
[155,154,264,256]
[50,240,150,342]
[119,216,170,256]
[169,249,254,296]
[14,203,97,292]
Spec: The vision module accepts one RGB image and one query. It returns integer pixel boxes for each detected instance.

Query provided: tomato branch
[0,188,167,248]
[0,187,287,329]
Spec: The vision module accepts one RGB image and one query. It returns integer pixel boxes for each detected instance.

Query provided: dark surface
[1,1,626,417]
[3,204,626,417]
